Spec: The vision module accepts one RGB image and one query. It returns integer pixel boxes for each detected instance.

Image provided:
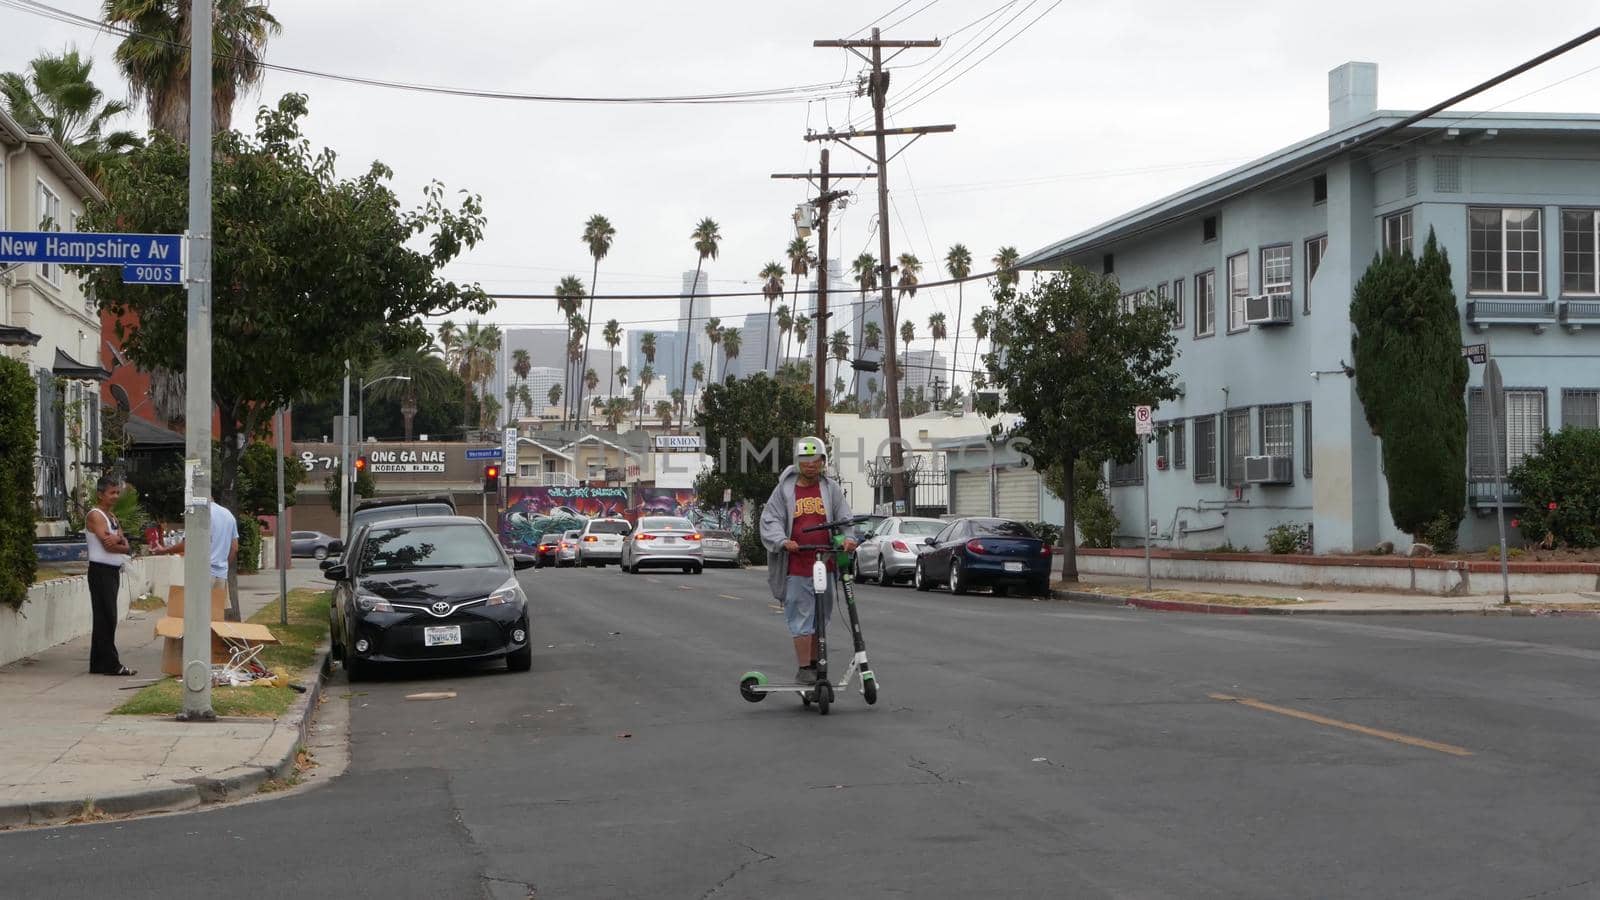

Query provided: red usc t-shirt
[787,482,831,576]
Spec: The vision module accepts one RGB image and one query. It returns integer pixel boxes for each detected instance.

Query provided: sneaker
[795,665,818,685]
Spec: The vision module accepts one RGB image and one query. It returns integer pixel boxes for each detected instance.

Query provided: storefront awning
[52,347,111,381]
[0,324,41,347]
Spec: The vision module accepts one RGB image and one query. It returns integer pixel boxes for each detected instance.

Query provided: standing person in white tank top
[84,476,136,676]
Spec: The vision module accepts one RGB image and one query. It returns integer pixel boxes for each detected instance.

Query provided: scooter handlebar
[800,515,870,534]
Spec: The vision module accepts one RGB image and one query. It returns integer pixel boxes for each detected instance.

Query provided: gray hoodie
[759,464,850,601]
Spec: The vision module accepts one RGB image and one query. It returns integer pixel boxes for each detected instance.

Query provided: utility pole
[811,27,952,513]
[772,151,875,438]
[276,405,287,626]
[179,0,214,721]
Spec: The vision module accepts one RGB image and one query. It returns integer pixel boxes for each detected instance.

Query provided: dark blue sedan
[912,518,1053,597]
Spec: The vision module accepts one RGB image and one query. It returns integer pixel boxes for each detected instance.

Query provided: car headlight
[487,577,527,608]
[356,594,394,613]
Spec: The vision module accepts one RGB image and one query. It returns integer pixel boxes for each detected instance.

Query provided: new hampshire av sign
[0,230,185,285]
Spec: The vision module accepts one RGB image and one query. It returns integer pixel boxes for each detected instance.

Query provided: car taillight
[966,539,987,554]
[635,533,656,542]
[583,535,598,542]
[1041,544,1052,556]
[891,540,909,552]
[688,533,702,541]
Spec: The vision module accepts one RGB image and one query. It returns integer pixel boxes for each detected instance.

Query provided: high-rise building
[627,329,688,396]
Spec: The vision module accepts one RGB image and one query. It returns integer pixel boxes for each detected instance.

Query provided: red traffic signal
[354,456,368,473]
[485,464,500,479]
[483,463,500,492]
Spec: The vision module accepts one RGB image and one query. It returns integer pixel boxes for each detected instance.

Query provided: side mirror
[512,554,537,571]
[328,540,345,555]
[323,564,349,582]
[318,557,335,571]
[924,537,937,546]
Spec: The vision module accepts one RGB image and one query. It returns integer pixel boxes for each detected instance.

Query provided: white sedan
[855,516,946,585]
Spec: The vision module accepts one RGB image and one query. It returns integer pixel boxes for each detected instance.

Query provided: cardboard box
[165,584,227,621]
[154,618,278,677]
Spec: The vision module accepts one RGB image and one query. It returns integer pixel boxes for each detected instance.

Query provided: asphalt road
[6,564,1600,899]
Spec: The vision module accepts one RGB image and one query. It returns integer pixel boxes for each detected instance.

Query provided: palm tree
[852,253,879,300]
[834,376,847,404]
[830,328,850,399]
[897,253,922,300]
[104,0,281,143]
[866,378,880,416]
[547,382,562,416]
[641,332,657,366]
[603,319,622,406]
[681,216,721,430]
[504,385,517,425]
[518,384,533,424]
[704,317,723,384]
[365,339,458,442]
[970,308,991,383]
[864,321,882,352]
[452,321,502,434]
[900,319,916,349]
[1,48,142,185]
[992,246,1020,289]
[928,312,948,387]
[669,390,684,429]
[722,328,742,380]
[584,367,599,396]
[786,237,813,367]
[793,315,811,369]
[691,361,706,410]
[776,304,793,369]
[945,243,973,390]
[760,260,786,374]
[555,276,586,425]
[572,215,615,428]
[564,317,586,428]
[632,384,646,428]
[511,348,531,419]
[656,399,675,429]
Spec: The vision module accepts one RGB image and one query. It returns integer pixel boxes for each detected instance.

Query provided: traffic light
[483,463,500,493]
[354,456,368,476]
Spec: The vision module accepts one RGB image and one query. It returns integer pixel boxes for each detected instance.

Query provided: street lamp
[358,375,411,446]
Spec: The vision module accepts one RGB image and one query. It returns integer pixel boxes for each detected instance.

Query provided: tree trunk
[679,260,703,432]
[764,299,774,374]
[952,284,964,394]
[1061,455,1079,582]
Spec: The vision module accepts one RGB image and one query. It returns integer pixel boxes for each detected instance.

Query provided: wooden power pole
[810,27,953,512]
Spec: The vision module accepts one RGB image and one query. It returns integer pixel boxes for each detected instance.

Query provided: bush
[1045,459,1119,548]
[737,524,768,567]
[0,357,37,609]
[1509,426,1600,549]
[236,512,263,574]
[1420,511,1460,554]
[1024,521,1063,547]
[1265,523,1312,555]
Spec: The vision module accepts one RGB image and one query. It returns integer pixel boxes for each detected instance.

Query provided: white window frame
[1260,404,1295,472]
[1562,389,1599,429]
[1469,207,1543,296]
[1195,270,1215,338]
[1226,253,1249,333]
[1261,245,1293,297]
[1560,209,1598,296]
[37,180,62,287]
[1172,419,1186,470]
[1193,415,1216,483]
[1224,408,1251,486]
[1170,277,1185,330]
[1382,209,1413,257]
[1305,235,1327,315]
[1469,387,1547,477]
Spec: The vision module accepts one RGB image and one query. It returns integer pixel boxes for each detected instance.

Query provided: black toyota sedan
[324,515,536,679]
[913,517,1053,597]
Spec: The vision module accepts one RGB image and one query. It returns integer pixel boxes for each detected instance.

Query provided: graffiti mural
[628,488,748,532]
[501,486,632,552]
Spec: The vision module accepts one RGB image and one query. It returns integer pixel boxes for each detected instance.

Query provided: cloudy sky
[6,0,1600,366]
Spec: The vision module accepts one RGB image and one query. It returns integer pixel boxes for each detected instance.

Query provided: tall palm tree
[603,318,622,406]
[518,384,533,424]
[704,317,723,384]
[775,304,794,369]
[992,246,1020,289]
[564,317,586,428]
[830,328,850,400]
[900,318,916,393]
[555,275,586,425]
[897,253,922,300]
[681,217,721,430]
[970,309,991,383]
[641,332,657,366]
[504,385,517,425]
[945,243,973,390]
[793,315,811,370]
[928,312,947,394]
[104,0,281,143]
[632,384,646,428]
[511,348,531,419]
[722,328,742,381]
[584,368,600,430]
[547,382,562,416]
[760,260,786,374]
[366,339,458,442]
[657,399,676,429]
[605,397,628,429]
[864,321,882,352]
[1,48,142,185]
[670,390,684,429]
[691,361,705,410]
[574,215,615,432]
[852,253,879,300]
[785,237,813,368]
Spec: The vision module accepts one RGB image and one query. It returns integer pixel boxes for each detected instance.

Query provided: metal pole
[357,376,364,450]
[178,0,214,720]
[340,362,352,540]
[869,28,908,511]
[1485,354,1511,604]
[276,405,287,626]
[1143,437,1152,591]
[814,148,830,438]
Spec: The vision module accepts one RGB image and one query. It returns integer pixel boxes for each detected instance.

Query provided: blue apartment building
[1019,62,1600,553]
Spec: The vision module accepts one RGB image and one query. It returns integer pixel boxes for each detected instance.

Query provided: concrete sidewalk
[0,564,330,827]
[1055,572,1600,616]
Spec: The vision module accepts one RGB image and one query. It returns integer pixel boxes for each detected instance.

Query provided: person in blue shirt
[154,501,240,613]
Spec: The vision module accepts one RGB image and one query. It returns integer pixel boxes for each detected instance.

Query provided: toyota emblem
[431,601,451,616]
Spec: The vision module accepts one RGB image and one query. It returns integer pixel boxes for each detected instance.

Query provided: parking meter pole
[1485,354,1512,605]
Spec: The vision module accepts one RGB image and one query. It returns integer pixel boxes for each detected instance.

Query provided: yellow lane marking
[719,594,742,601]
[1207,693,1473,758]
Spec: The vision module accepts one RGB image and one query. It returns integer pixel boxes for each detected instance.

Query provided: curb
[1052,589,1600,618]
[0,643,331,829]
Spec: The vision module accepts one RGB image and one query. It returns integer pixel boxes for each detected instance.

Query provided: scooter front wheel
[739,672,768,703]
[817,683,832,715]
[862,676,878,705]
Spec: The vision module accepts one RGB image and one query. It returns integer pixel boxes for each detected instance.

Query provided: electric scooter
[740,516,878,715]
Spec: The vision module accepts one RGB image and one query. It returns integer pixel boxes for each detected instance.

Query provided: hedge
[0,357,38,609]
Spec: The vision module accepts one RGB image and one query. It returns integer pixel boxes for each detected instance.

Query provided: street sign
[1484,359,1505,426]
[465,448,503,460]
[1461,343,1487,364]
[0,230,182,265]
[1133,405,1153,436]
[122,263,183,285]
[503,429,519,472]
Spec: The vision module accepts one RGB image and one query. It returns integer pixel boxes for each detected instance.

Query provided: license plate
[1003,561,1024,573]
[663,536,677,544]
[424,625,461,647]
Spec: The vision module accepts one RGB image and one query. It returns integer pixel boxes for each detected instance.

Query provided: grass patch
[112,589,331,719]
[1508,600,1600,611]
[129,594,165,612]
[1068,583,1303,607]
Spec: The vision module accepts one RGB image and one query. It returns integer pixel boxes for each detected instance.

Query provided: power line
[883,0,942,33]
[483,268,1003,301]
[1,0,854,106]
[886,1,1019,73]
[853,0,1036,127]
[848,0,919,39]
[893,0,1064,119]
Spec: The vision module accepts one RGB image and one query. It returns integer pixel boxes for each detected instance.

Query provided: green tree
[575,214,615,431]
[704,316,724,384]
[761,259,787,373]
[366,339,459,441]
[0,48,142,185]
[228,440,307,517]
[604,318,623,405]
[980,268,1179,581]
[78,94,490,508]
[776,303,794,367]
[657,399,676,429]
[969,308,991,384]
[0,357,37,608]
[547,382,562,414]
[681,217,721,430]
[722,327,742,381]
[694,373,813,509]
[787,238,814,369]
[864,320,881,351]
[324,461,375,515]
[928,312,947,387]
[991,246,1020,289]
[641,331,657,366]
[1350,230,1469,543]
[897,253,921,299]
[554,275,586,426]
[830,328,850,399]
[1510,427,1600,548]
[852,252,878,300]
[103,0,280,142]
[945,243,973,390]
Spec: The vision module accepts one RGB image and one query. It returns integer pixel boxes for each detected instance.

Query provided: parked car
[321,494,460,568]
[576,518,632,567]
[699,529,741,567]
[621,516,703,574]
[324,515,535,679]
[855,516,946,585]
[557,530,582,567]
[849,514,887,544]
[913,517,1052,597]
[290,530,339,560]
[534,533,562,568]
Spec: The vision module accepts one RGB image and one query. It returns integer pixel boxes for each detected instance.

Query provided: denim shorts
[783,574,834,638]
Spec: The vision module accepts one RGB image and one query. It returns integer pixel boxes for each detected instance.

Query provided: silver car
[576,518,631,567]
[621,516,704,575]
[557,529,581,567]
[855,516,946,585]
[699,529,741,567]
